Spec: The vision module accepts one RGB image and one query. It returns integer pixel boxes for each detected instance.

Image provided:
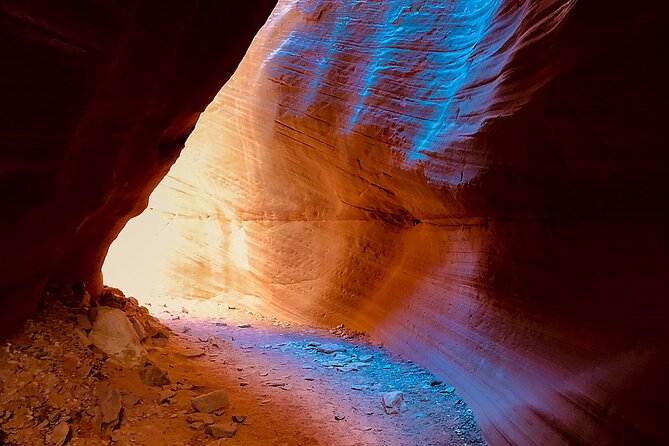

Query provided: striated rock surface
[104,0,669,444]
[0,1,276,335]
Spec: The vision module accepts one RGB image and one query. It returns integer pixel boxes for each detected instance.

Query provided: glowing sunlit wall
[103,0,573,306]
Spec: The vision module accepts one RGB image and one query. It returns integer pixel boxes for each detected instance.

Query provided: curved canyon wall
[0,1,276,334]
[105,0,669,444]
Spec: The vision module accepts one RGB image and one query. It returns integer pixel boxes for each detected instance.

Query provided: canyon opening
[1,1,668,446]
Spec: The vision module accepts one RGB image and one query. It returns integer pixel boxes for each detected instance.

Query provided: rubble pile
[0,284,236,445]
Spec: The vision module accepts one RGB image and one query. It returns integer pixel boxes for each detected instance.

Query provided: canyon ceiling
[2,1,669,445]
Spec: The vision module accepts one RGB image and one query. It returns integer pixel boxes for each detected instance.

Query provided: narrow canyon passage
[0,292,484,445]
[2,0,669,445]
[144,296,486,445]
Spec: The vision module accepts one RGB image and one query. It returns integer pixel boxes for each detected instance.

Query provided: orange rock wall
[0,1,276,333]
[105,1,669,444]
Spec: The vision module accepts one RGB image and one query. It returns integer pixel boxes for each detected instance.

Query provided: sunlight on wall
[102,153,253,304]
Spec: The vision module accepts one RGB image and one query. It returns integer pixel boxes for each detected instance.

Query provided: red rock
[0,0,276,335]
[103,1,669,444]
[2,0,669,445]
[192,390,231,414]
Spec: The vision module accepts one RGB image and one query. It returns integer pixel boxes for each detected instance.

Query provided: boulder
[88,307,147,367]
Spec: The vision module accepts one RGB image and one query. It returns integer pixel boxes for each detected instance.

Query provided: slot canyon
[1,0,668,445]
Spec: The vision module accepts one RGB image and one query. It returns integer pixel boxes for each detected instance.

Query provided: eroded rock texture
[0,1,276,333]
[104,0,669,444]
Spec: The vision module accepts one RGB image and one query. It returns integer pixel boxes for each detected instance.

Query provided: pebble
[139,364,171,387]
[237,323,251,329]
[316,344,347,354]
[158,389,176,403]
[100,388,122,429]
[46,421,70,446]
[232,415,247,423]
[206,422,238,439]
[187,414,215,425]
[381,391,405,415]
[192,390,231,413]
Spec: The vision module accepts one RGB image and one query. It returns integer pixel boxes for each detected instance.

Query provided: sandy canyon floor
[0,291,486,446]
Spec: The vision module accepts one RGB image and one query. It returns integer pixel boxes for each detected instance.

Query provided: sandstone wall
[0,1,276,334]
[105,1,669,444]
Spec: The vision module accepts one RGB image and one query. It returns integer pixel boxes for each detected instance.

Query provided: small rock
[334,413,346,421]
[350,362,371,369]
[179,347,205,358]
[158,389,176,403]
[228,306,236,310]
[192,390,231,413]
[129,317,147,342]
[267,380,286,387]
[237,323,251,329]
[76,314,92,331]
[316,344,346,354]
[443,386,456,394]
[121,394,141,407]
[75,329,92,348]
[359,355,374,362]
[206,422,237,439]
[430,380,443,387]
[187,414,215,425]
[100,389,122,429]
[46,421,70,446]
[232,415,246,423]
[382,364,392,369]
[139,364,171,387]
[381,391,405,415]
[214,322,227,327]
[322,361,346,368]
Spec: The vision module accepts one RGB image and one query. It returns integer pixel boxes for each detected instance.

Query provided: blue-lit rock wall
[263,0,576,184]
